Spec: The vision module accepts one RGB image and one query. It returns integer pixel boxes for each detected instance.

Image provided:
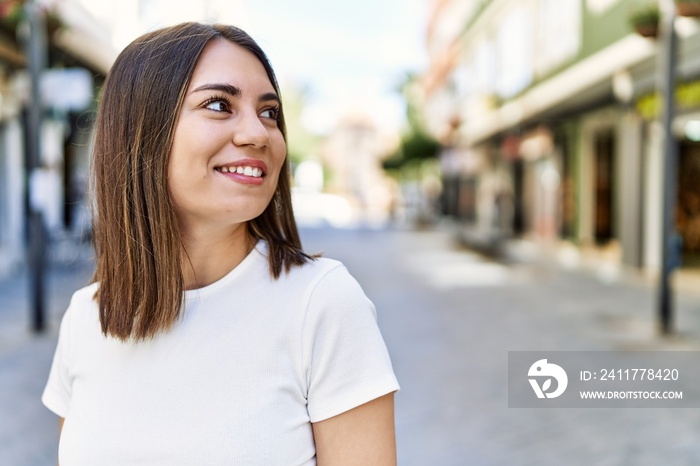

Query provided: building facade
[421,0,700,273]
[0,0,250,279]
[0,0,117,277]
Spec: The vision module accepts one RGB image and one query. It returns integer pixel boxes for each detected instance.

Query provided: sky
[79,0,428,137]
[240,0,429,136]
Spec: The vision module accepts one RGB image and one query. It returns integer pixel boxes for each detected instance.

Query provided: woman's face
[168,39,286,234]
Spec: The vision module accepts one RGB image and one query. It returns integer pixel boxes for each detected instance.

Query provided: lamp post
[23,0,48,333]
[657,0,678,335]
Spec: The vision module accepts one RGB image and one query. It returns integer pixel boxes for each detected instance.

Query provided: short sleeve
[42,300,75,418]
[303,265,399,422]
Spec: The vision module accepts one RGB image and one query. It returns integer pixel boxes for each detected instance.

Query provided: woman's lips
[214,158,267,185]
[216,165,264,178]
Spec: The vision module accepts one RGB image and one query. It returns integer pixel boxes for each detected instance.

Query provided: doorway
[594,130,615,244]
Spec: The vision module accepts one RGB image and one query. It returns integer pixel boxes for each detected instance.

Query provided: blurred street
[304,226,700,466]
[4,225,700,465]
[3,1,700,464]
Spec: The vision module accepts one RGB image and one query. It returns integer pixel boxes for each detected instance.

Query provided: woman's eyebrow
[189,84,279,104]
[259,92,280,104]
[190,83,241,97]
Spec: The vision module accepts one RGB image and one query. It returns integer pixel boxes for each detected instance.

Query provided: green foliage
[280,82,320,166]
[384,72,442,171]
[636,78,700,119]
[629,4,660,26]
[0,0,63,31]
[383,131,440,170]
[0,0,23,23]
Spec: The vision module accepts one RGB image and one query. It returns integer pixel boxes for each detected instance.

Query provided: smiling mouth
[215,165,265,178]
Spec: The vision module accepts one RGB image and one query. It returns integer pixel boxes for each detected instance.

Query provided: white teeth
[218,165,263,178]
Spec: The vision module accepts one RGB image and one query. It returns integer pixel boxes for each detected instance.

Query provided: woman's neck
[179,223,255,290]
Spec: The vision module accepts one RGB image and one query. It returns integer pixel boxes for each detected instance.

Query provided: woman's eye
[260,107,279,119]
[204,99,230,112]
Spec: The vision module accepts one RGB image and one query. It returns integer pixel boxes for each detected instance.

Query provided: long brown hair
[91,23,310,342]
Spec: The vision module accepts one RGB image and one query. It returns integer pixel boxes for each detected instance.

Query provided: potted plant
[629,5,661,38]
[676,0,700,17]
[0,0,63,36]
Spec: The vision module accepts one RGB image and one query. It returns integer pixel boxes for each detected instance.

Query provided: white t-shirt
[42,241,399,465]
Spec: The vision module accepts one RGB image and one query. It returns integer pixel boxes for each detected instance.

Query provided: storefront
[677,117,700,267]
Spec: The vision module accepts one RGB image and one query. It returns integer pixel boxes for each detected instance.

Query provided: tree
[383,72,440,171]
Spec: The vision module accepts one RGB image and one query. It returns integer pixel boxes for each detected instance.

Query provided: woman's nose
[232,111,270,149]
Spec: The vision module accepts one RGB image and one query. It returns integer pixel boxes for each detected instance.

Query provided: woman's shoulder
[286,256,370,306]
[285,255,346,284]
[271,253,360,297]
[62,282,100,323]
[70,282,100,306]
[304,255,344,273]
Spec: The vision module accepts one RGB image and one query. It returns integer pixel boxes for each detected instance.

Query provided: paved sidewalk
[0,241,94,465]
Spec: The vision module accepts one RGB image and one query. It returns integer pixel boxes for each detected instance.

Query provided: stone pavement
[300,226,700,466]
[3,226,700,465]
[0,239,94,465]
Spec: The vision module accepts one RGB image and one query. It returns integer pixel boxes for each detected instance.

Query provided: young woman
[42,22,399,465]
